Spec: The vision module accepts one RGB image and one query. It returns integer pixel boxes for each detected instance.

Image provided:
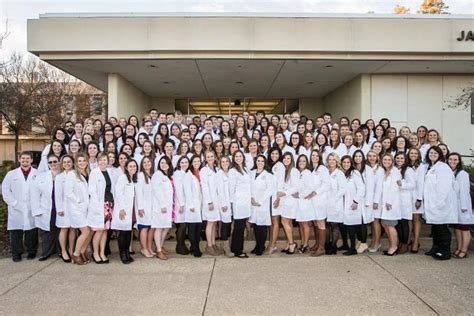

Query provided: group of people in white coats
[2,109,473,264]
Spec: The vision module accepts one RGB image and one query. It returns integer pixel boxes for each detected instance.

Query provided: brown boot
[311,229,326,257]
[207,246,218,256]
[398,243,408,254]
[156,251,168,260]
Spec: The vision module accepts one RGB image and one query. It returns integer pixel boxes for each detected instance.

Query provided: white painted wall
[108,73,151,118]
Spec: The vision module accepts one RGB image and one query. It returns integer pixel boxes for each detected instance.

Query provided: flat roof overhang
[27,14,474,97]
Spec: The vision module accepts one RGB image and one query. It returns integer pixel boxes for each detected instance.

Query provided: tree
[418,0,449,14]
[394,5,410,14]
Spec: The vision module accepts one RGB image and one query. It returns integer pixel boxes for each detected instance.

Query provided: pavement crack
[0,258,58,297]
[202,258,216,316]
[367,256,440,315]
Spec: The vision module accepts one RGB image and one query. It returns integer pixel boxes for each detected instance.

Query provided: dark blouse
[102,171,114,203]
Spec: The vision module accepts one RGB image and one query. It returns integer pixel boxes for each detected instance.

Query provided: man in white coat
[30,153,61,261]
[1,152,38,262]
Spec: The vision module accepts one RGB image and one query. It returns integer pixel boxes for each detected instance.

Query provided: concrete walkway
[0,241,473,315]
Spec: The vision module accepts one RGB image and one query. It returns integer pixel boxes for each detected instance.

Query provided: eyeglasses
[48,160,59,164]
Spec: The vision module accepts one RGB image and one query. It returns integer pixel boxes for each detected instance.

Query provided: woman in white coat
[216,156,233,257]
[186,155,204,257]
[407,148,425,254]
[151,156,174,260]
[249,155,274,256]
[295,155,314,254]
[273,152,299,255]
[173,156,191,255]
[380,154,402,256]
[87,153,115,264]
[366,150,384,253]
[394,152,416,254]
[30,153,62,261]
[423,146,458,260]
[340,155,365,256]
[266,147,284,255]
[65,153,90,265]
[447,152,473,259]
[200,150,222,256]
[308,150,330,257]
[229,150,252,258]
[325,153,347,255]
[111,159,138,264]
[136,156,155,258]
[352,150,374,254]
[55,155,76,262]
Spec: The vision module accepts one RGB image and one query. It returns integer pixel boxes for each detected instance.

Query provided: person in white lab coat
[394,152,416,254]
[200,150,222,256]
[136,156,155,258]
[324,153,347,255]
[266,147,284,255]
[65,153,91,265]
[380,154,402,256]
[366,150,384,253]
[295,154,314,254]
[249,155,274,256]
[407,148,425,253]
[229,150,252,258]
[111,159,138,264]
[173,156,191,255]
[216,156,233,257]
[37,140,67,173]
[447,152,473,259]
[151,156,174,260]
[30,153,61,261]
[87,153,115,264]
[55,155,76,262]
[340,155,365,256]
[1,151,38,262]
[186,155,204,257]
[274,152,299,255]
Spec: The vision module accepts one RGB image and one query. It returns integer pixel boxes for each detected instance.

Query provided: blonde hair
[74,153,90,181]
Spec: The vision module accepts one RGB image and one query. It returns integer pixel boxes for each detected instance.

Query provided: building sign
[457,30,474,41]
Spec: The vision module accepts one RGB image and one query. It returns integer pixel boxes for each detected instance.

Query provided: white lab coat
[453,170,474,224]
[296,169,315,222]
[87,168,115,230]
[326,169,347,223]
[336,145,356,159]
[244,153,257,170]
[274,168,300,219]
[200,166,221,222]
[151,171,174,228]
[292,147,307,164]
[423,162,458,224]
[173,170,186,224]
[399,167,416,220]
[369,165,384,219]
[111,174,136,231]
[249,170,274,226]
[216,169,232,223]
[229,168,252,220]
[343,170,366,225]
[1,167,37,230]
[271,162,285,217]
[412,164,426,215]
[361,167,375,224]
[183,172,203,223]
[380,168,402,221]
[135,172,153,226]
[312,165,330,220]
[64,171,89,228]
[54,171,71,228]
[30,171,54,231]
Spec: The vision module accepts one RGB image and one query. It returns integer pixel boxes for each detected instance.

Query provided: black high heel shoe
[286,243,297,255]
[92,254,103,264]
[383,248,399,256]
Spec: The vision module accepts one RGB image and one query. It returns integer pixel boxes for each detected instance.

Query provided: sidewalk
[0,240,472,315]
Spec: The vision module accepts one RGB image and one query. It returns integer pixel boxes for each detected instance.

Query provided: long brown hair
[74,153,90,181]
[282,152,295,183]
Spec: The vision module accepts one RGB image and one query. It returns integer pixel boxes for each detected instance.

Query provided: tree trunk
[14,131,19,167]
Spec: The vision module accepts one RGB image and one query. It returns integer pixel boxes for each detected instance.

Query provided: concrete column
[150,98,176,113]
[108,73,151,118]
[299,98,324,117]
[323,75,364,121]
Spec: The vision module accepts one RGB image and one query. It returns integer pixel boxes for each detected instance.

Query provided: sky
[0,0,473,58]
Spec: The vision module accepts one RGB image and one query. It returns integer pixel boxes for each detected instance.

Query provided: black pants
[220,222,232,241]
[187,223,202,255]
[176,223,187,250]
[231,218,247,256]
[10,229,38,259]
[339,223,348,247]
[253,224,267,255]
[396,219,410,244]
[432,224,451,254]
[40,209,60,257]
[345,225,357,250]
[117,230,132,253]
[356,224,367,243]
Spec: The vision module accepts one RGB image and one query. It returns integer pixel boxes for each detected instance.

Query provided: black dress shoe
[12,257,22,262]
[343,248,357,256]
[193,251,202,258]
[38,256,50,261]
[425,246,439,256]
[120,251,130,264]
[432,252,451,260]
[27,254,36,260]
